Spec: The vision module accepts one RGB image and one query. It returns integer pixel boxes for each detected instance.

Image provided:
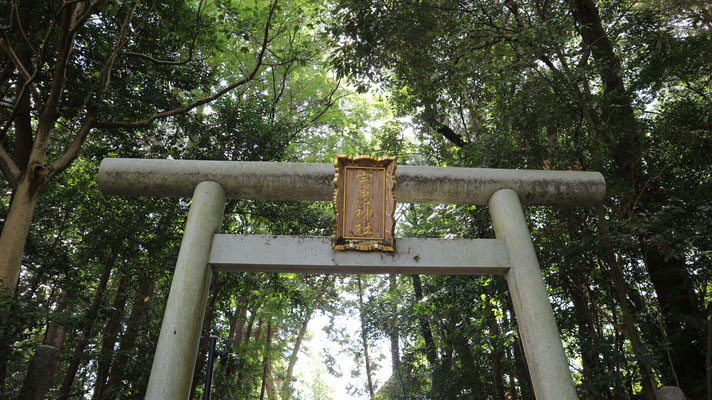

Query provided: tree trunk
[282,276,332,399]
[235,306,258,386]
[642,239,705,394]
[282,314,310,398]
[513,335,534,400]
[595,207,658,400]
[17,292,68,399]
[224,297,247,379]
[101,279,155,400]
[255,319,264,340]
[238,317,264,390]
[571,0,701,392]
[266,325,278,400]
[454,333,482,399]
[0,0,43,298]
[706,303,712,400]
[16,345,61,400]
[490,320,506,400]
[564,213,607,395]
[570,0,640,186]
[411,275,438,367]
[13,87,33,173]
[92,273,130,400]
[190,271,220,398]
[244,309,256,345]
[228,296,247,344]
[568,268,612,398]
[357,276,375,398]
[0,292,20,386]
[58,258,115,400]
[440,323,454,377]
[503,300,533,400]
[388,275,403,396]
[259,321,273,400]
[506,346,518,400]
[0,179,41,296]
[15,291,69,399]
[412,274,441,398]
[267,367,278,400]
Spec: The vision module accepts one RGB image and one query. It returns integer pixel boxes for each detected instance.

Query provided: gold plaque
[332,155,396,251]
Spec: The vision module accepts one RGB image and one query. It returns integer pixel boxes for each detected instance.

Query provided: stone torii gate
[98,158,605,400]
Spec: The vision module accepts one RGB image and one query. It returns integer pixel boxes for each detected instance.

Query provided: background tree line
[1,0,710,399]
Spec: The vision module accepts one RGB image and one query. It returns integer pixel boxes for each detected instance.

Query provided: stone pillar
[145,181,226,399]
[489,189,578,400]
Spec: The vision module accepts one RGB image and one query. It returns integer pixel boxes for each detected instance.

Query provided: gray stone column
[489,189,578,400]
[145,181,226,399]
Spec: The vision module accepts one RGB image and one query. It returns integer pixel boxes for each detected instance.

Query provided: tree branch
[307,78,341,125]
[48,111,96,178]
[96,3,137,95]
[0,143,20,187]
[69,0,107,35]
[13,2,36,55]
[123,51,196,66]
[35,19,57,70]
[49,2,139,177]
[422,106,467,148]
[95,0,279,129]
[122,0,205,66]
[37,5,74,142]
[429,119,468,148]
[0,37,41,103]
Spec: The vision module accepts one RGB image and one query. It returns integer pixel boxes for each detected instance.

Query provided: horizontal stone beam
[99,158,605,205]
[209,235,510,275]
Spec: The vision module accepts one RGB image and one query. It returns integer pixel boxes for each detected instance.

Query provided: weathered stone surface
[102,158,601,400]
[489,189,578,400]
[210,235,509,275]
[17,344,61,400]
[98,158,606,206]
[145,181,226,399]
[655,386,685,400]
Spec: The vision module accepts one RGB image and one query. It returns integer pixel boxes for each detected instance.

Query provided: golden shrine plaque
[332,155,396,251]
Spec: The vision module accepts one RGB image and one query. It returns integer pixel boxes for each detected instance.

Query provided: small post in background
[203,335,218,400]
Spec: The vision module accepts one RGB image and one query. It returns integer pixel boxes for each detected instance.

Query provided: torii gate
[98,158,605,400]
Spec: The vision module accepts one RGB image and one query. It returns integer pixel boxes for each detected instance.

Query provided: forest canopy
[0,0,711,399]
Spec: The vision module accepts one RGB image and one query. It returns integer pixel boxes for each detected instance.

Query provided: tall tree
[0,0,301,296]
[327,0,711,396]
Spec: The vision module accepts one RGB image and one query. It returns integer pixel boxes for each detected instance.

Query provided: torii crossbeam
[98,158,605,400]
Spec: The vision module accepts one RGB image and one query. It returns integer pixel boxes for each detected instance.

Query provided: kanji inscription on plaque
[333,155,396,251]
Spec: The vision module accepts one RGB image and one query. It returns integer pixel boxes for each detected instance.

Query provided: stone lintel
[209,235,510,275]
[99,158,605,206]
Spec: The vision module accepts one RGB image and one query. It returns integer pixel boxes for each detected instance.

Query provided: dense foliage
[1,0,710,399]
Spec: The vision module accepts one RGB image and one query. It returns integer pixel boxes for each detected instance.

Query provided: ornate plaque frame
[332,155,397,251]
